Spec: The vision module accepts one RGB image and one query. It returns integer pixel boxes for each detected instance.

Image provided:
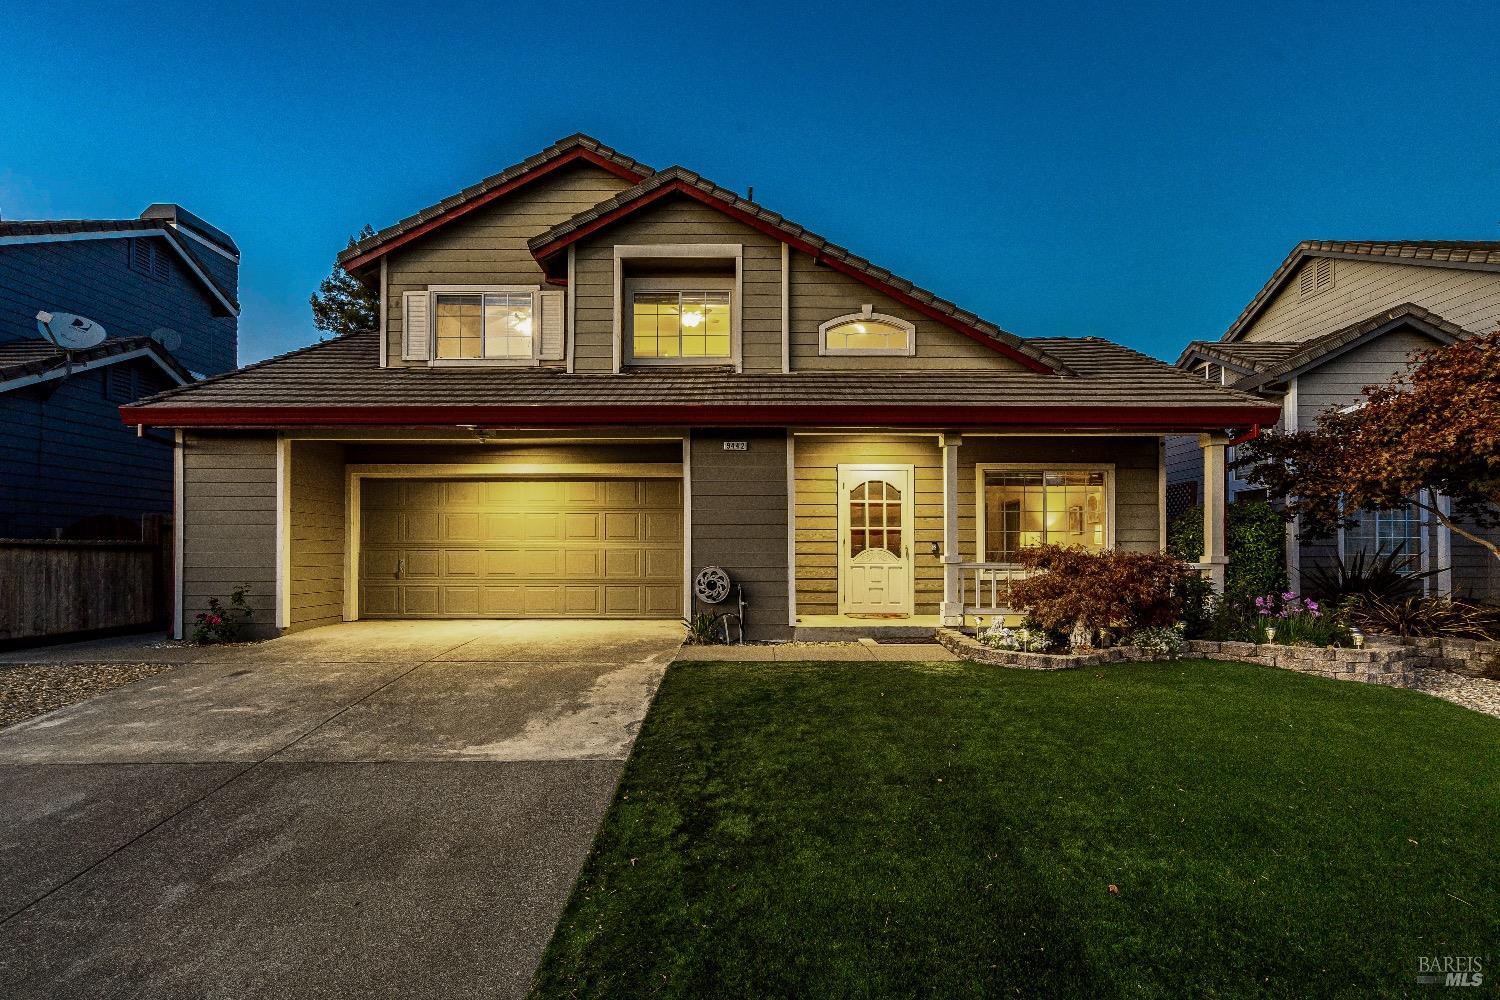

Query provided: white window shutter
[402,291,430,361]
[536,289,565,361]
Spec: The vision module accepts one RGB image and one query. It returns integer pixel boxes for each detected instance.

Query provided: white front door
[838,465,914,616]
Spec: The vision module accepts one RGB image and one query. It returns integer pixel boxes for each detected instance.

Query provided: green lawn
[532,659,1499,999]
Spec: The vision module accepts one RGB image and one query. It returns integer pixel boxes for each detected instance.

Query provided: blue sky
[5,1,1498,364]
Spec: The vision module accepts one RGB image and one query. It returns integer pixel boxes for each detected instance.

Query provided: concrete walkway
[0,620,681,1000]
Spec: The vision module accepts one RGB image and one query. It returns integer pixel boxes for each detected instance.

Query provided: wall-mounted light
[928,541,941,557]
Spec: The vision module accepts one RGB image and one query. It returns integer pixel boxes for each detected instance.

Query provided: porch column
[1199,432,1228,591]
[940,433,964,626]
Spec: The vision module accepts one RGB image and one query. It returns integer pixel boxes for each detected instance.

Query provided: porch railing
[958,562,1031,618]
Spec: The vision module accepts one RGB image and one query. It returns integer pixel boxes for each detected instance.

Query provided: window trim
[973,463,1116,564]
[1336,502,1430,590]
[424,284,542,367]
[612,244,743,372]
[818,305,916,357]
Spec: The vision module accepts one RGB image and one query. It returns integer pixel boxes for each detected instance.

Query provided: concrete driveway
[0,620,681,1000]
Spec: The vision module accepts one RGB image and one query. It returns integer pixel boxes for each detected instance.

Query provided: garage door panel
[361,476,682,619]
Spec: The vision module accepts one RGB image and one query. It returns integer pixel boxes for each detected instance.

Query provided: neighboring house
[1167,240,1500,602]
[0,205,240,540]
[121,134,1276,640]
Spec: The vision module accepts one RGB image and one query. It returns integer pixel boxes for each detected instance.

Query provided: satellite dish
[149,327,183,352]
[35,310,106,350]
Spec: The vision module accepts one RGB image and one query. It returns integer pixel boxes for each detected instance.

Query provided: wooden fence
[0,523,171,644]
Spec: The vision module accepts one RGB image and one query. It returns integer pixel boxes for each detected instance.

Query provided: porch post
[1199,432,1228,591]
[940,433,964,626]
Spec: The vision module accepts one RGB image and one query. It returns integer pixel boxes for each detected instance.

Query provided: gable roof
[337,134,652,273]
[0,336,193,394]
[0,220,239,315]
[1176,339,1304,373]
[119,329,1278,433]
[1228,303,1464,392]
[527,166,1070,376]
[1221,239,1500,343]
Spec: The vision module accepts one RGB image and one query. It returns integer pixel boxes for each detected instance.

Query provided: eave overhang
[120,402,1281,434]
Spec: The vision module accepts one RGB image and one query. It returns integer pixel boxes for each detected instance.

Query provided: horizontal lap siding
[0,239,236,375]
[572,198,784,374]
[0,364,176,538]
[794,435,945,617]
[793,435,1162,618]
[182,432,278,638]
[1243,259,1500,344]
[289,441,346,631]
[383,163,633,367]
[1451,524,1499,604]
[1296,329,1443,425]
[690,430,790,639]
[341,443,681,466]
[787,251,1023,371]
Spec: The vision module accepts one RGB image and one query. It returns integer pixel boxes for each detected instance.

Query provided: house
[120,134,1277,641]
[0,205,239,539]
[1167,240,1500,602]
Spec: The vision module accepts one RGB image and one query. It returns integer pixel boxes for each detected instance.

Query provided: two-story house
[0,205,239,539]
[121,134,1276,641]
[1167,241,1500,602]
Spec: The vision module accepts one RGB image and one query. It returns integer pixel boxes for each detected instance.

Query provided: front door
[838,465,915,616]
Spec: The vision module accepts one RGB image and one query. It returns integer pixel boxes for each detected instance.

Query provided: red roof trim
[121,402,1280,433]
[340,149,649,273]
[531,181,1061,375]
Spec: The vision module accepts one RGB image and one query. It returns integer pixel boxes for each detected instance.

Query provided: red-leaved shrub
[1010,545,1192,636]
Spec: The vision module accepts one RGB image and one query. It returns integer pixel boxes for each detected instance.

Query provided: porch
[788,431,1230,630]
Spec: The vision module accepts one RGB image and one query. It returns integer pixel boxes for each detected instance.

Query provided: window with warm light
[819,308,915,356]
[980,469,1108,562]
[631,289,732,360]
[434,292,534,360]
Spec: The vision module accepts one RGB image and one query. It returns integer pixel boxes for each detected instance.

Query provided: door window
[849,479,902,557]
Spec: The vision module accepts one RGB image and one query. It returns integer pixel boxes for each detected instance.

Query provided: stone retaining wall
[1389,636,1500,679]
[1184,640,1417,687]
[938,628,1499,688]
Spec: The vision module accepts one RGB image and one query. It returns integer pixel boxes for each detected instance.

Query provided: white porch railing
[958,562,1031,617]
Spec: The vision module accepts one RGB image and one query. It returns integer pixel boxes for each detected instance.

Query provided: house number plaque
[722,441,749,451]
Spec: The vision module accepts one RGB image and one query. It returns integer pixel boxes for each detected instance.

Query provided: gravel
[1408,669,1500,719]
[0,663,173,730]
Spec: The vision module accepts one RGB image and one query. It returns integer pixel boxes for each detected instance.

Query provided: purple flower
[1282,591,1297,601]
[1305,600,1320,614]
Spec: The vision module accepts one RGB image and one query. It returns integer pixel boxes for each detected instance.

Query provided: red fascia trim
[531,181,1061,376]
[340,149,649,273]
[1229,423,1262,447]
[121,403,1283,432]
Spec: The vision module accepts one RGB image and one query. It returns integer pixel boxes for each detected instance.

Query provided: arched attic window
[818,304,916,357]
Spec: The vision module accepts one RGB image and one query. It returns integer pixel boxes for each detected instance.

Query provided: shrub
[1125,623,1187,658]
[1350,596,1498,641]
[976,624,1055,653]
[683,611,724,645]
[1168,500,1287,605]
[1009,545,1193,642]
[1303,548,1431,605]
[191,585,252,644]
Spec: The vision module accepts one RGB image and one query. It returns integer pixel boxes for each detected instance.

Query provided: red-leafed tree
[1238,330,1500,562]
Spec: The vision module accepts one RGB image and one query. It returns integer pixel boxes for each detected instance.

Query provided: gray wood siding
[0,361,177,538]
[571,197,784,374]
[788,250,1024,371]
[1451,525,1499,604]
[182,432,278,639]
[793,435,1159,617]
[690,429,790,640]
[289,440,346,631]
[0,237,236,374]
[1241,259,1500,345]
[382,163,634,368]
[1296,328,1444,427]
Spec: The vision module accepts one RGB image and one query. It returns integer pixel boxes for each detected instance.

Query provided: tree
[309,225,379,337]
[1238,330,1500,562]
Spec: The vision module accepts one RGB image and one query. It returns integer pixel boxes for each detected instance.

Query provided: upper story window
[434,292,533,360]
[819,306,915,356]
[631,289,732,360]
